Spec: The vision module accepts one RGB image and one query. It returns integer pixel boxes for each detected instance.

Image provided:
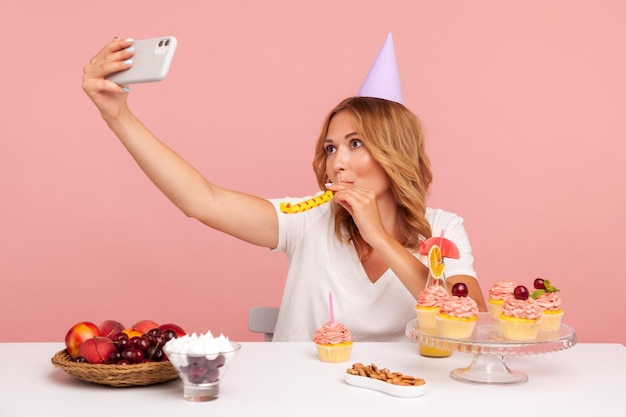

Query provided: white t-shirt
[268,196,476,342]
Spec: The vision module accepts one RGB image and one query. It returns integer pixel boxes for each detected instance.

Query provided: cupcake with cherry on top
[436,283,479,339]
[499,285,543,341]
[530,278,563,332]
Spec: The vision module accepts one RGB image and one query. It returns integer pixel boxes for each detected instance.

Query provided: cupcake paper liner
[499,316,541,341]
[436,315,477,339]
[539,310,564,332]
[315,342,352,363]
[415,306,440,330]
[487,299,505,320]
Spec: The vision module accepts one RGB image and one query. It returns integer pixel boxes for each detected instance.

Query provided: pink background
[1,1,624,344]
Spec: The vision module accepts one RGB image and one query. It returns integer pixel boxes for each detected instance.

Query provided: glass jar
[418,271,452,358]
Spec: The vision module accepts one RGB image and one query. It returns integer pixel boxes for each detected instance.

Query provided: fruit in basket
[123,329,144,339]
[99,320,125,338]
[130,319,160,334]
[78,337,117,364]
[158,323,186,337]
[64,319,186,364]
[111,331,130,350]
[112,327,181,364]
[65,321,101,359]
[120,347,145,364]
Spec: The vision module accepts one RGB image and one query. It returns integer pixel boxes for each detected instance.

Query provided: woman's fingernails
[123,59,133,65]
[125,38,134,43]
[125,47,135,54]
[122,87,131,93]
[325,182,333,187]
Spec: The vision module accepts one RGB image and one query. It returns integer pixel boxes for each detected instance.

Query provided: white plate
[344,373,428,398]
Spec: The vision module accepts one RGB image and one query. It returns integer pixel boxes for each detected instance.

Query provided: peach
[123,329,143,339]
[65,321,100,359]
[99,320,125,338]
[78,337,116,364]
[131,319,160,334]
[158,323,186,337]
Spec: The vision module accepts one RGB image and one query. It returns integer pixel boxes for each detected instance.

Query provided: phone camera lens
[158,40,164,47]
[165,39,170,46]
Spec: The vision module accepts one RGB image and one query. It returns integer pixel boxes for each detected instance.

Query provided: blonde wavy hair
[312,97,433,258]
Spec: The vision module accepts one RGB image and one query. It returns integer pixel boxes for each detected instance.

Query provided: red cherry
[451,282,469,297]
[534,278,546,290]
[513,285,529,300]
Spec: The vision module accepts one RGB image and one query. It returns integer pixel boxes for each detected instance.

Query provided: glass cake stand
[405,313,576,385]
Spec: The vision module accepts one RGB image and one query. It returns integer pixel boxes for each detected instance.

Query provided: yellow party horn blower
[280,190,333,214]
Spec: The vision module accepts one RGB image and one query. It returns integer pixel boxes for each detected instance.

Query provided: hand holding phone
[106,36,178,85]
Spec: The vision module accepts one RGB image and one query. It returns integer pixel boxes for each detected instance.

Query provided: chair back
[248,306,279,342]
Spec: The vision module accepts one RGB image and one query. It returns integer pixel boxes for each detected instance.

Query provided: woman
[83,38,486,342]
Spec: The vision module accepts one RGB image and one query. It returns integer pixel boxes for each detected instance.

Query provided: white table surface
[1,342,623,416]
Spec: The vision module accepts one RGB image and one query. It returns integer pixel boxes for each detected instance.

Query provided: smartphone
[106,36,178,85]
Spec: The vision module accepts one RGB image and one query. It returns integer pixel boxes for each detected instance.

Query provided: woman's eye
[324,145,336,155]
[350,139,363,149]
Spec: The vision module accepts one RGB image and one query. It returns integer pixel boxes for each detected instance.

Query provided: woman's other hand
[328,182,387,245]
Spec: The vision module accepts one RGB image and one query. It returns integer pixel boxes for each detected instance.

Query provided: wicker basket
[51,349,178,387]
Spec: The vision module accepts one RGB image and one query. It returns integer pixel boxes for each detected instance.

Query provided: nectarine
[131,319,160,334]
[99,320,125,338]
[65,322,100,359]
[78,337,116,364]
[158,323,186,337]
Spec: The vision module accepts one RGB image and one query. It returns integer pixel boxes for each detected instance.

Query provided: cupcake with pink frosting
[487,279,518,320]
[499,285,543,340]
[530,278,563,332]
[313,321,352,363]
[416,284,449,330]
[436,283,479,338]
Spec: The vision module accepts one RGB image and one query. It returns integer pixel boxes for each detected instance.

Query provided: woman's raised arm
[82,38,279,248]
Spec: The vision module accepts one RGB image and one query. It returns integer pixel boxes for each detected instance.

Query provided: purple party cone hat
[357,33,403,104]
